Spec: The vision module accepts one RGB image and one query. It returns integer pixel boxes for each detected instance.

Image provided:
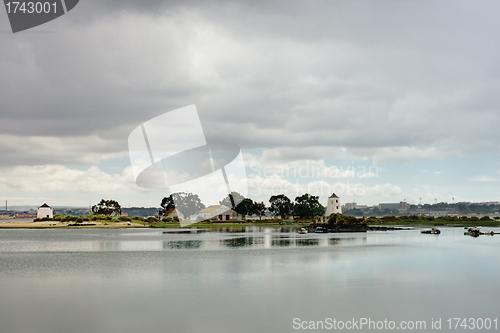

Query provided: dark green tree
[254,201,266,220]
[235,198,255,217]
[92,199,121,216]
[314,203,326,216]
[220,191,245,209]
[269,194,292,219]
[159,195,176,216]
[168,192,205,218]
[294,193,321,218]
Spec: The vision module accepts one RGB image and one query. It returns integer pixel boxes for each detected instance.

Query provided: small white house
[37,203,53,219]
[163,208,184,220]
[198,205,241,221]
[325,193,341,216]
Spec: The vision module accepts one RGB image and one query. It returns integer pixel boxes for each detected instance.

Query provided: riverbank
[3,220,500,229]
[3,213,500,229]
[0,221,147,228]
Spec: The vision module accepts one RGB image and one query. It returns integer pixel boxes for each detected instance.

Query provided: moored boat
[298,227,308,234]
[421,227,441,234]
[315,226,328,233]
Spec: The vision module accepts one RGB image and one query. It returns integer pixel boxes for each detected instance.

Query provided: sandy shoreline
[0,221,147,228]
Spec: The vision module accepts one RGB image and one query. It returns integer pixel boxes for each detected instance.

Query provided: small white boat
[464,226,484,237]
[421,227,441,234]
[298,227,308,234]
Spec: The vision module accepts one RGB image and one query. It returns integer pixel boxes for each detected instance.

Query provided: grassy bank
[365,215,500,227]
[4,214,500,229]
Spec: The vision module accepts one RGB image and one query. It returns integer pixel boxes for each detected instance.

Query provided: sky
[1,0,500,209]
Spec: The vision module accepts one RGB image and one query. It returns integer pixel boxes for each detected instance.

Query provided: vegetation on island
[24,193,500,229]
[92,199,121,216]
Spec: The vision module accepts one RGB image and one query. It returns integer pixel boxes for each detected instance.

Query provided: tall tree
[314,203,326,217]
[254,201,266,220]
[159,195,176,216]
[235,198,255,217]
[269,194,292,219]
[168,192,205,218]
[294,193,321,218]
[92,199,121,216]
[220,191,245,209]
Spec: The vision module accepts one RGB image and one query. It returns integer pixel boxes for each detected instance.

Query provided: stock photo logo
[128,105,248,227]
[3,0,79,33]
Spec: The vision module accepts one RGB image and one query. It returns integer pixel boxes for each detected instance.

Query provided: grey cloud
[1,0,500,167]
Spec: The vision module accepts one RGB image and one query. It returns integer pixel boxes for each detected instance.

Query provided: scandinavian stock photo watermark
[3,0,79,32]
[128,105,248,227]
[127,104,382,225]
[247,161,381,198]
[292,317,499,330]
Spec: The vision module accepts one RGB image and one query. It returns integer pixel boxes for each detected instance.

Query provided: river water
[0,227,498,332]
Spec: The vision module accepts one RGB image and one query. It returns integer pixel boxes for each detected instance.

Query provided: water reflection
[1,227,500,333]
[223,237,254,248]
[163,240,202,250]
[0,227,371,252]
[0,226,427,253]
[160,235,359,250]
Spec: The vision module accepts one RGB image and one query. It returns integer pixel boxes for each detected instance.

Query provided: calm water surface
[0,227,498,333]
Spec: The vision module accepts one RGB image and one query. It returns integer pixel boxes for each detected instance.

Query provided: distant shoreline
[1,220,500,229]
[0,221,147,228]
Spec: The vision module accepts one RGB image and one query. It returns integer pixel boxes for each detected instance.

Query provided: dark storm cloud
[1,0,500,167]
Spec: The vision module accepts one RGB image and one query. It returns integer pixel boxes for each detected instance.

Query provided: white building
[37,203,53,219]
[163,208,184,220]
[325,193,341,216]
[198,205,241,221]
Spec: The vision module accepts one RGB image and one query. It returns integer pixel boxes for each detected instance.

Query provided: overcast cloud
[1,0,499,206]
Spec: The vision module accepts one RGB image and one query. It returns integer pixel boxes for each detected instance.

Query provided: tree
[269,194,292,219]
[254,201,266,220]
[168,192,205,218]
[294,193,321,218]
[235,198,255,217]
[92,199,121,216]
[314,203,325,216]
[159,195,176,216]
[220,191,245,209]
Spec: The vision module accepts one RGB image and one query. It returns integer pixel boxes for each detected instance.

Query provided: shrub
[146,217,158,223]
[381,216,397,223]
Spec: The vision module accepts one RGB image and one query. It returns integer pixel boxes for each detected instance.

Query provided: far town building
[37,203,53,219]
[343,202,357,211]
[325,193,341,216]
[378,202,410,212]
